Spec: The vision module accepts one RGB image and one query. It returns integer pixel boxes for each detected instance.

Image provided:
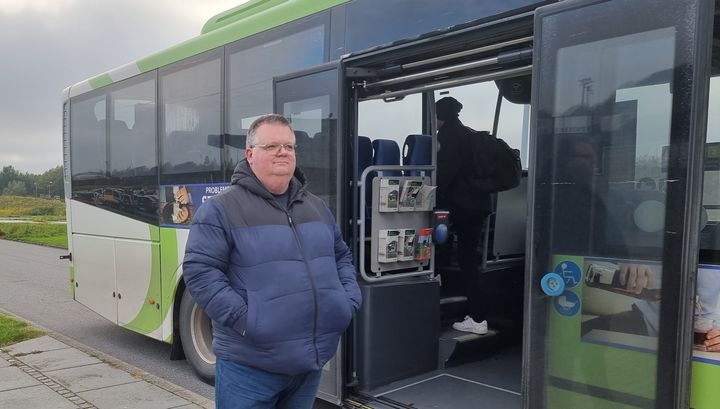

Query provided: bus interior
[334,20,535,408]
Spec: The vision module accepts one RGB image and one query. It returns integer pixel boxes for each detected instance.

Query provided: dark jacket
[182,159,362,375]
[437,117,492,212]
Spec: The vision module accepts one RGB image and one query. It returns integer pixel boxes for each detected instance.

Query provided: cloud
[0,0,246,174]
[0,0,76,15]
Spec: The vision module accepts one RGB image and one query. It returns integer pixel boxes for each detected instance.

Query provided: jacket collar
[230,159,307,203]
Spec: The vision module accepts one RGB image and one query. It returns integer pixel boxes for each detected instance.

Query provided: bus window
[159,53,222,185]
[110,76,156,178]
[107,74,158,223]
[435,83,497,132]
[497,99,530,169]
[358,93,422,149]
[226,24,326,174]
[700,76,720,262]
[70,94,106,181]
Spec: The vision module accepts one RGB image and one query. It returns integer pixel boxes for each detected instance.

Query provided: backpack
[466,128,522,193]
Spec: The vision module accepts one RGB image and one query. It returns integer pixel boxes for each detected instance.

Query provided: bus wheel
[179,288,215,384]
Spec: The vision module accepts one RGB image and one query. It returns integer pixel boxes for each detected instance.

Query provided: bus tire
[179,288,216,384]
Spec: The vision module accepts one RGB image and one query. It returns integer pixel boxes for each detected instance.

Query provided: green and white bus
[62,0,720,407]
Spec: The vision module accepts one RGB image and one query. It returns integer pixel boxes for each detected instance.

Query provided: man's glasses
[252,144,297,153]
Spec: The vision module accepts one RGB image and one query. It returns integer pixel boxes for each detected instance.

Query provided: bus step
[438,326,500,368]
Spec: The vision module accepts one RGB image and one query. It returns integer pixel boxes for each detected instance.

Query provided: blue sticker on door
[553,291,580,317]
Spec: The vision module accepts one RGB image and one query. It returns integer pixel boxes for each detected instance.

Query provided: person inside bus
[435,96,491,335]
[183,114,362,409]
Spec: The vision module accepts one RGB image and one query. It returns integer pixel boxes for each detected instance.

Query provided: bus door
[525,0,713,408]
[273,63,346,405]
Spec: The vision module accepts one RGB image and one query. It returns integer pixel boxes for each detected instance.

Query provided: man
[435,96,490,335]
[183,114,362,409]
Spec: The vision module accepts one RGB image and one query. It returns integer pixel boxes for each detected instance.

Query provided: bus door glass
[274,65,344,405]
[526,0,712,408]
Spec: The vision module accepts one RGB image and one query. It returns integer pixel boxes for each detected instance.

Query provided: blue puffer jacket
[182,159,362,375]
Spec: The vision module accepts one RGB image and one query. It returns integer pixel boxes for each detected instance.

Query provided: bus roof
[64,0,346,99]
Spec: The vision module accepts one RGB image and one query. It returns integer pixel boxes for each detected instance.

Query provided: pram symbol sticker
[553,291,580,317]
[554,260,581,288]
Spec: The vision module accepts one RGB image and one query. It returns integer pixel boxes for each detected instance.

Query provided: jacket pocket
[250,290,314,344]
[316,288,353,336]
[246,291,258,341]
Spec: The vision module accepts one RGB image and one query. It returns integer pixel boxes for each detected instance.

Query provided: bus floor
[358,344,521,409]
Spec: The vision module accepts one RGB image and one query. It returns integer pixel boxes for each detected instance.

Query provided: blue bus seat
[402,134,432,175]
[358,136,373,175]
[358,136,374,232]
[372,139,401,176]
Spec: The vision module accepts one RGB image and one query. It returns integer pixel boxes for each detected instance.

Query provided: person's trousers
[215,358,322,409]
[451,207,490,323]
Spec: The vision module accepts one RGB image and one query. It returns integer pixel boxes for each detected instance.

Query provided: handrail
[358,165,435,283]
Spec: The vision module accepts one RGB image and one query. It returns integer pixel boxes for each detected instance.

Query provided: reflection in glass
[160,57,222,184]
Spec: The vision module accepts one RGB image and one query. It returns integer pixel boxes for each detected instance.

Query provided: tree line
[0,165,64,198]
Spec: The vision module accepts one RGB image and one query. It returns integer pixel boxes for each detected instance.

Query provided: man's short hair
[246,114,293,148]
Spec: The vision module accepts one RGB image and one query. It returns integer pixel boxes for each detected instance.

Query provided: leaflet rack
[358,165,436,282]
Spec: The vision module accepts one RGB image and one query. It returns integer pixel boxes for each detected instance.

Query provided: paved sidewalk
[0,333,214,409]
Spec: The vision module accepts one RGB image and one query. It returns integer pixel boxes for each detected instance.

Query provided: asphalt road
[0,239,215,399]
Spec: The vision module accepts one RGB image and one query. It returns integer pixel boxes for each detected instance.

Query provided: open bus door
[273,63,347,405]
[525,0,713,408]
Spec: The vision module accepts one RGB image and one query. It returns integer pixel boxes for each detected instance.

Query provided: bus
[61,0,720,407]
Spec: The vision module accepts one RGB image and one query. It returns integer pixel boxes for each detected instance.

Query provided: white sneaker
[452,316,488,335]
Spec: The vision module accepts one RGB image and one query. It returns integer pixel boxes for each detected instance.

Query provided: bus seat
[358,136,373,175]
[130,104,156,173]
[372,139,401,176]
[359,136,374,231]
[402,134,432,175]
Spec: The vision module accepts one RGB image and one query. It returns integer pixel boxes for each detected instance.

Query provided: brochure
[414,228,433,261]
[399,229,416,261]
[378,229,400,263]
[378,178,400,212]
[399,180,423,211]
[414,185,437,211]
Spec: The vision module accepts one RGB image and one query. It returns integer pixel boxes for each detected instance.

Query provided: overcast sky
[0,0,244,174]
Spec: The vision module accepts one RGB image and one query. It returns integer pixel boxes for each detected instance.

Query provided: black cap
[435,97,463,121]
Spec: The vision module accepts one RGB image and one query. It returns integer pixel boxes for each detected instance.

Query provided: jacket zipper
[287,212,321,367]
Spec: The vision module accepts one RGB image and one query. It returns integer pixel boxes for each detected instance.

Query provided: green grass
[0,313,44,347]
[0,223,67,248]
[0,195,65,221]
[0,196,68,248]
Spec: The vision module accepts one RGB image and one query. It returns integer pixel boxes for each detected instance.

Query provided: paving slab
[0,356,9,368]
[0,384,77,409]
[0,366,41,392]
[79,380,189,409]
[17,347,100,372]
[46,362,140,393]
[4,335,70,355]
[169,404,205,409]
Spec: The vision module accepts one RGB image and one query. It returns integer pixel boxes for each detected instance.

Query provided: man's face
[246,122,296,185]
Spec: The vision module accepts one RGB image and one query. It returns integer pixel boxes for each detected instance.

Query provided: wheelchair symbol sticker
[554,260,581,288]
[553,291,580,317]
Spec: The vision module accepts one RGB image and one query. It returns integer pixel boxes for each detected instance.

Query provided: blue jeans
[215,358,322,409]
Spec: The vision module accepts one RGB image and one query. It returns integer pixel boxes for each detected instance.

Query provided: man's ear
[246,147,254,164]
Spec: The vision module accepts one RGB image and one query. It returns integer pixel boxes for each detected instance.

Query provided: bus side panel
[691,361,720,408]
[70,201,164,340]
[159,227,190,343]
[545,255,657,408]
[73,234,117,324]
[690,265,720,408]
[117,240,161,339]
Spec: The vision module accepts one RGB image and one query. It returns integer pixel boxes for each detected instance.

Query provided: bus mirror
[207,134,223,148]
[225,134,247,149]
[495,75,531,104]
